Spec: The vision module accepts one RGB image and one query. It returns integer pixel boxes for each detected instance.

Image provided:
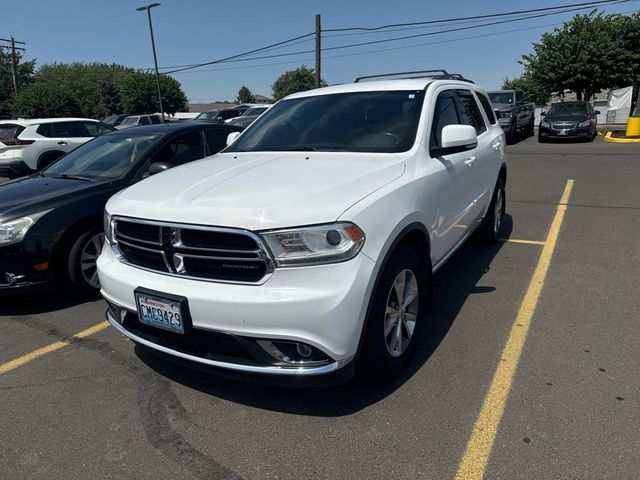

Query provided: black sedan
[539,101,600,142]
[0,122,243,295]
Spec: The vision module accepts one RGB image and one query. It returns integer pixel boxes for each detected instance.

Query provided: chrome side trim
[106,309,350,377]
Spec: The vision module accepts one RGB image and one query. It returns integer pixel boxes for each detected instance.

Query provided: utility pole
[136,3,165,122]
[11,37,18,95]
[315,14,321,88]
[0,36,26,94]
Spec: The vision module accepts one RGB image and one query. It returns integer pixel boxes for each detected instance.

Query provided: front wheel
[358,246,431,379]
[478,177,506,243]
[525,115,535,136]
[66,229,105,295]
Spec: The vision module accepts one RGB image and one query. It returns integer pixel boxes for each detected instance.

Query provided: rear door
[454,89,494,220]
[36,121,92,154]
[428,89,480,261]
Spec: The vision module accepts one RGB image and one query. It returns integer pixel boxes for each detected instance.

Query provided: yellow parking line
[454,179,574,480]
[502,238,546,246]
[0,321,110,376]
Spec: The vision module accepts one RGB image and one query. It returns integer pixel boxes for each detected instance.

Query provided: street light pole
[136,3,164,122]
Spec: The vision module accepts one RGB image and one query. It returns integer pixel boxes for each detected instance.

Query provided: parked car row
[0,122,243,294]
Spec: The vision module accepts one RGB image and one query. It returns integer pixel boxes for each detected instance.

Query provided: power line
[170,2,625,68]
[322,0,629,32]
[159,0,630,75]
[162,32,314,74]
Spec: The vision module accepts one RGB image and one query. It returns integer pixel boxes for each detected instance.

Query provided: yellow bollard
[626,117,640,136]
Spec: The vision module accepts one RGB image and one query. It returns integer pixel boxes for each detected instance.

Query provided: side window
[477,92,497,125]
[204,128,230,154]
[430,91,460,150]
[149,115,161,124]
[155,131,207,167]
[139,116,151,125]
[83,122,113,136]
[455,90,487,135]
[38,121,89,138]
[515,91,523,103]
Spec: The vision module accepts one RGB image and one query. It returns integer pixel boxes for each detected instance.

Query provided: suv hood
[108,152,405,230]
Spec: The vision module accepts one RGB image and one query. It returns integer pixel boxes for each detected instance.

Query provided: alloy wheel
[80,233,105,289]
[384,268,419,357]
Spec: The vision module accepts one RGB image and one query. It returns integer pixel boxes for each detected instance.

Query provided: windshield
[43,134,158,180]
[195,111,218,120]
[488,92,515,105]
[121,117,138,125]
[227,91,425,153]
[242,107,268,116]
[548,103,588,115]
[103,115,117,124]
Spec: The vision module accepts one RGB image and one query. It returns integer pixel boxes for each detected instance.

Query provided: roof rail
[354,69,474,84]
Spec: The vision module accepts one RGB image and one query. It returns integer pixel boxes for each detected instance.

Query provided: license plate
[558,130,568,136]
[135,291,185,334]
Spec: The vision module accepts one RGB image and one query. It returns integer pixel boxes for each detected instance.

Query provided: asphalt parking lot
[1,135,639,480]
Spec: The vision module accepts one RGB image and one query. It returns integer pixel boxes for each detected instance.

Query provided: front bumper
[98,243,377,377]
[0,243,54,294]
[497,117,514,132]
[539,124,592,139]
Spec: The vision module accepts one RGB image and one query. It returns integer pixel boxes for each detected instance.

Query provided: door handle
[491,141,502,150]
[464,156,476,166]
[57,141,67,145]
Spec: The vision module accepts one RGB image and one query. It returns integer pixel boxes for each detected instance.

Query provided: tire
[358,246,431,379]
[525,115,535,137]
[538,135,547,143]
[66,228,105,296]
[506,120,518,144]
[478,177,506,243]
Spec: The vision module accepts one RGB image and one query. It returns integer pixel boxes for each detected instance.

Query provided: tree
[520,11,640,102]
[502,75,550,106]
[272,65,326,101]
[119,71,187,115]
[96,79,123,118]
[13,83,81,118]
[237,86,255,103]
[0,50,35,117]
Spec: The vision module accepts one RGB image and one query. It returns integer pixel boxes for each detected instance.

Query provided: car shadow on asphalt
[135,215,513,417]
[0,287,100,316]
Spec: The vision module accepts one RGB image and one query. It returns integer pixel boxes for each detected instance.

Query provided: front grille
[113,218,272,283]
[552,122,577,129]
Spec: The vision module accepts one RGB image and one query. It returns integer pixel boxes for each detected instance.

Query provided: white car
[0,118,114,176]
[98,71,507,384]
[115,114,162,130]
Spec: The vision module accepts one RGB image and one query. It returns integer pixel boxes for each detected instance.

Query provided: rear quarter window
[0,124,25,139]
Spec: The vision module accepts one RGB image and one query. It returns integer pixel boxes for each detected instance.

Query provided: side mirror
[540,111,547,116]
[148,162,172,176]
[594,110,601,115]
[226,131,241,146]
[432,125,477,156]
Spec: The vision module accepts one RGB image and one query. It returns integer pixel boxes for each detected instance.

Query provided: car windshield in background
[488,93,515,104]
[227,91,425,153]
[43,134,158,180]
[121,117,138,125]
[548,103,588,115]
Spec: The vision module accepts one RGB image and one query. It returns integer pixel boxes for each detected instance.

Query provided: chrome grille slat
[112,217,273,284]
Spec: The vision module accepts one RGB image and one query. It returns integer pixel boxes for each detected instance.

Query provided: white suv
[98,72,507,383]
[0,118,114,176]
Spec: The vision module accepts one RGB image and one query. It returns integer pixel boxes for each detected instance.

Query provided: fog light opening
[256,339,331,367]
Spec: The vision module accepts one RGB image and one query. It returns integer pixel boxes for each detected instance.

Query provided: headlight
[578,120,592,127]
[0,210,50,246]
[496,110,512,119]
[104,211,114,244]
[261,222,365,267]
[540,119,550,127]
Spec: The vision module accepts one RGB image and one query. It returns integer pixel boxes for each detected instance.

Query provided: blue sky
[5,0,637,104]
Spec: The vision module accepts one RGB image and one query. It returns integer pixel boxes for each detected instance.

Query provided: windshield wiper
[50,174,94,182]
